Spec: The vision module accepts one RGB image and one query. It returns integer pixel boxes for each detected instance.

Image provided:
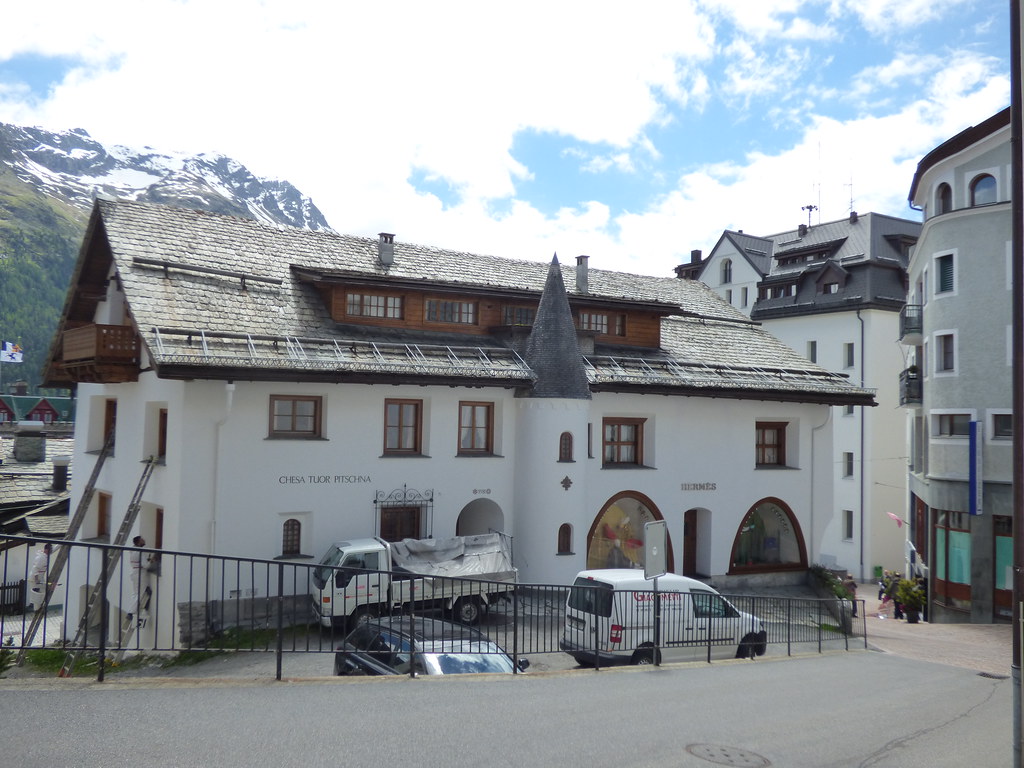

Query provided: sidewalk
[859,590,1013,678]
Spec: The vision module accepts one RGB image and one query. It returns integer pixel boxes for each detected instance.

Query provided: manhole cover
[686,743,771,767]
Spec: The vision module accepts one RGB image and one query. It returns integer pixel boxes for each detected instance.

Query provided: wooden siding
[328,284,663,347]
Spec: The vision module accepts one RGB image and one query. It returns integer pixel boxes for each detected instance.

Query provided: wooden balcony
[59,324,141,383]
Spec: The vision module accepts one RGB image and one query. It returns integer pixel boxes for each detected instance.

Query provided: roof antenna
[801,204,818,227]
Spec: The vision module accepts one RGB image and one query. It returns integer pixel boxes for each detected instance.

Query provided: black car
[334,616,529,676]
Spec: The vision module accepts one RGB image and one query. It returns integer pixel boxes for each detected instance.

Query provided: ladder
[58,457,157,677]
[16,432,115,664]
[113,585,152,663]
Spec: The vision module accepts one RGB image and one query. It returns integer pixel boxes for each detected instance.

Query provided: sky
[0,0,1013,277]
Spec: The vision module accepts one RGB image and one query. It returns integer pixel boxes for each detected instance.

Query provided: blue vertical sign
[969,420,983,515]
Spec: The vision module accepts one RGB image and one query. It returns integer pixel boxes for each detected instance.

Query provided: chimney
[849,210,859,224]
[798,223,808,237]
[13,421,45,463]
[377,233,395,266]
[52,456,70,491]
[690,249,702,265]
[576,255,589,294]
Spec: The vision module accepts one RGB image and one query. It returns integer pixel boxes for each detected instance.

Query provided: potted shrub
[896,578,925,623]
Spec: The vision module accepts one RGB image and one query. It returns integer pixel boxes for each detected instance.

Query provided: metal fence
[0,534,865,681]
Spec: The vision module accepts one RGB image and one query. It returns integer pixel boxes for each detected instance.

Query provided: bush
[809,564,853,600]
[895,579,924,610]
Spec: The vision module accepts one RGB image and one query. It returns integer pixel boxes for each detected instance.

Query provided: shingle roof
[70,199,874,405]
[524,258,592,399]
[0,437,72,534]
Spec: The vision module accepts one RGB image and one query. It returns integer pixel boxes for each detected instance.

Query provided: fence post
[817,600,822,654]
[97,547,109,682]
[275,562,284,681]
[787,599,792,656]
[512,588,520,674]
[408,579,416,679]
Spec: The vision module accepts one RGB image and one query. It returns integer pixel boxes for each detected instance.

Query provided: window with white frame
[970,174,997,206]
[992,412,1013,440]
[843,452,854,477]
[935,332,956,374]
[935,253,955,295]
[934,412,971,437]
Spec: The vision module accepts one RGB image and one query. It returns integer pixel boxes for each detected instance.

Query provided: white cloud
[719,40,813,104]
[833,0,975,36]
[0,0,1012,280]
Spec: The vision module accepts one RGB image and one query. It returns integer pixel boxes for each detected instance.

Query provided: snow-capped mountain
[0,123,333,231]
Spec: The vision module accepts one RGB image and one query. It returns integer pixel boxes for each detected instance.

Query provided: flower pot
[906,611,920,624]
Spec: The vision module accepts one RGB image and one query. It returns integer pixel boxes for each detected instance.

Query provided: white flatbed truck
[311,533,516,627]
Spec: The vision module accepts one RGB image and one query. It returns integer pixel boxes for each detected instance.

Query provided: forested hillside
[0,165,85,393]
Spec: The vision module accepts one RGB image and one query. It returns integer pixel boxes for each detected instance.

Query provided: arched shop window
[586,492,672,572]
[730,498,806,572]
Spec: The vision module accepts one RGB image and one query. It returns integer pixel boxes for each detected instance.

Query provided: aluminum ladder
[57,456,157,677]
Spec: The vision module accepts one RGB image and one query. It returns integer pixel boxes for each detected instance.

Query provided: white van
[560,569,767,666]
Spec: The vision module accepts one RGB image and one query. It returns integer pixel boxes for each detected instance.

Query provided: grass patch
[17,624,319,675]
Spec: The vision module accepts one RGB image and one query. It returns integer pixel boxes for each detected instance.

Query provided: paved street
[1,582,1018,766]
[0,649,1010,767]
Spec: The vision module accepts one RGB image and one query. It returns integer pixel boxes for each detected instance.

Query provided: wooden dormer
[293,268,673,349]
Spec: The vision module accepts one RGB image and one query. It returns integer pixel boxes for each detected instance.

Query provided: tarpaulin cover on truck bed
[389,533,515,581]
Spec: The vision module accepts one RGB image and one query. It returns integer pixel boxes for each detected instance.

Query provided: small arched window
[282,518,301,557]
[558,432,573,462]
[935,183,952,214]
[721,259,733,285]
[970,174,997,206]
[557,523,573,554]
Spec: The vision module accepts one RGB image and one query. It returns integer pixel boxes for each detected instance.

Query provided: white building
[44,200,873,641]
[678,212,920,581]
[902,107,1012,623]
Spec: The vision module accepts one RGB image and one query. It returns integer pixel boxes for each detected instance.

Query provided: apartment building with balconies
[902,107,1012,623]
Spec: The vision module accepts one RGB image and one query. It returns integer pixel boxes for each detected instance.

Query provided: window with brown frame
[502,305,536,326]
[425,299,477,325]
[755,422,787,467]
[282,519,302,557]
[579,312,609,334]
[269,395,323,438]
[602,418,645,466]
[384,399,422,454]
[157,408,168,461]
[346,292,403,319]
[557,523,573,554]
[458,401,494,454]
[559,432,574,462]
[104,399,117,448]
[380,506,421,541]
[97,492,112,539]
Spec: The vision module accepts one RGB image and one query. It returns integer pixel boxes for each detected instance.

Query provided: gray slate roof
[0,437,72,535]
[75,200,874,405]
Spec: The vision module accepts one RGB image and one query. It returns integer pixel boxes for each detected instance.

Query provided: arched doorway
[728,497,807,573]
[682,507,711,578]
[455,498,505,537]
[585,491,674,572]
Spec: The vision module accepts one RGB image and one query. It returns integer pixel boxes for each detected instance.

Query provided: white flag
[1,341,23,363]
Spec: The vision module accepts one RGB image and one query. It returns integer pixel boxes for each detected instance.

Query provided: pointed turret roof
[522,256,592,399]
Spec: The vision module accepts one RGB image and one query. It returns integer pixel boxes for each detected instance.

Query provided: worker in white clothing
[127,535,151,626]
[28,543,54,610]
